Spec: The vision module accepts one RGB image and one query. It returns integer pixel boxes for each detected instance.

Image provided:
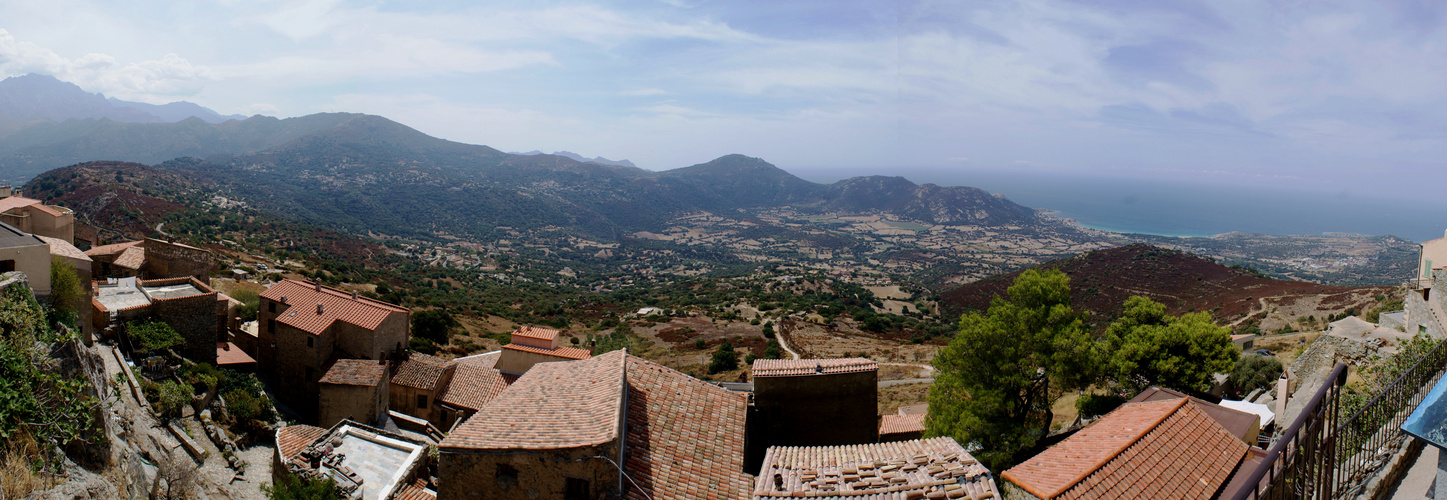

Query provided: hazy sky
[0,0,1444,197]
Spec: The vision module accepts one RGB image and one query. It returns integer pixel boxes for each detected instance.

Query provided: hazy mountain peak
[0,73,241,125]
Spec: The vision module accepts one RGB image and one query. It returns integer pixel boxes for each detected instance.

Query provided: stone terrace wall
[153,292,219,364]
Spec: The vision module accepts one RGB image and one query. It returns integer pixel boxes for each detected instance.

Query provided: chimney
[315,282,322,292]
[317,303,325,315]
[352,290,358,300]
[280,296,287,304]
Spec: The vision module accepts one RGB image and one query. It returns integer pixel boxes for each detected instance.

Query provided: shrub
[152,380,192,420]
[708,341,738,374]
[1229,355,1283,395]
[1076,393,1127,418]
[693,339,706,350]
[409,337,439,355]
[129,320,184,356]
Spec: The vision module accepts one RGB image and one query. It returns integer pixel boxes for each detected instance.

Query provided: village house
[0,221,52,296]
[1001,393,1266,499]
[0,191,75,245]
[752,436,999,499]
[437,350,753,499]
[318,358,390,429]
[92,276,229,364]
[749,358,878,467]
[84,238,214,281]
[274,419,436,500]
[493,324,592,375]
[258,279,410,420]
[389,350,514,432]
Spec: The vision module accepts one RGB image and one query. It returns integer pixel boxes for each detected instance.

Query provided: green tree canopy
[708,339,739,374]
[129,320,184,356]
[48,256,84,319]
[1229,354,1283,395]
[1104,296,1239,394]
[412,309,459,345]
[926,268,1096,470]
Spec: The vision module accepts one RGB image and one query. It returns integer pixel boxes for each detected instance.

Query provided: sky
[1,0,1445,199]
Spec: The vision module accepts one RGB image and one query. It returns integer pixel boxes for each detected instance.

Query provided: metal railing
[1331,336,1447,496]
[1230,364,1348,500]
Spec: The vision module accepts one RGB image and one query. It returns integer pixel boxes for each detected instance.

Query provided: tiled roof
[512,324,560,342]
[216,342,256,366]
[501,342,593,360]
[752,358,878,377]
[753,437,999,499]
[394,479,436,500]
[35,235,91,262]
[879,413,927,436]
[1130,387,1261,443]
[623,355,752,499]
[437,364,512,412]
[275,425,327,461]
[0,196,41,213]
[319,359,388,387]
[261,279,408,335]
[452,350,501,368]
[441,350,626,450]
[1002,397,1249,499]
[84,240,141,257]
[113,246,146,269]
[391,352,448,389]
[27,203,64,217]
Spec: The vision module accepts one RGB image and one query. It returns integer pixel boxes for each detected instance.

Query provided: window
[1422,325,1429,335]
[306,367,315,380]
[307,336,314,348]
[268,302,276,313]
[564,477,590,500]
[267,319,275,333]
[0,260,12,273]
[417,394,428,409]
[496,464,519,488]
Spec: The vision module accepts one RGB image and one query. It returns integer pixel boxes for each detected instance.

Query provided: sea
[796,168,1447,243]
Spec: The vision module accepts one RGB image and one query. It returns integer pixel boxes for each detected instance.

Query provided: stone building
[494,324,592,375]
[257,279,410,420]
[0,195,74,244]
[390,350,513,431]
[749,358,879,466]
[437,350,752,499]
[84,238,214,281]
[92,276,226,364]
[318,358,390,429]
[275,420,436,499]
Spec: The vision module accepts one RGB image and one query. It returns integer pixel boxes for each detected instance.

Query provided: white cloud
[0,29,213,102]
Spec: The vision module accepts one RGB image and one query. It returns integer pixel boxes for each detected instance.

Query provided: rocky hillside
[939,244,1394,331]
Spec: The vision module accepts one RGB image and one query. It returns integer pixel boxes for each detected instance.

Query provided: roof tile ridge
[1048,396,1190,499]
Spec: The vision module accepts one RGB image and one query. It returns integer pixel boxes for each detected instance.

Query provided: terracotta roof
[437,364,512,412]
[879,413,927,436]
[391,352,448,389]
[501,342,593,360]
[84,240,142,257]
[216,342,256,366]
[1002,397,1250,499]
[319,359,387,387]
[27,203,64,217]
[276,425,327,462]
[452,350,501,368]
[753,437,999,499]
[261,279,408,335]
[512,324,560,342]
[752,358,878,377]
[35,235,90,262]
[441,350,626,450]
[0,196,42,213]
[1129,387,1262,443]
[623,355,752,499]
[394,479,436,500]
[113,246,146,269]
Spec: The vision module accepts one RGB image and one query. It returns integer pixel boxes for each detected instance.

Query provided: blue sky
[1,0,1445,198]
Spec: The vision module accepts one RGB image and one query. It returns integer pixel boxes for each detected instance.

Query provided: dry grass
[878,382,931,416]
[1,433,52,499]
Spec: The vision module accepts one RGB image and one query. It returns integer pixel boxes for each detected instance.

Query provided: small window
[565,477,590,500]
[306,367,315,380]
[0,260,13,273]
[268,302,276,313]
[417,394,428,409]
[496,464,519,487]
[267,319,276,333]
[1422,325,1429,335]
[307,337,314,348]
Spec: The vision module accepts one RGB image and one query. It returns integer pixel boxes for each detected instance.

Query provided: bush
[409,337,439,355]
[232,289,260,322]
[708,340,738,374]
[180,362,223,390]
[762,322,775,339]
[261,473,339,500]
[413,309,459,345]
[129,320,184,356]
[223,389,268,424]
[693,339,706,350]
[763,340,783,359]
[152,380,192,420]
[1076,393,1127,418]
[1229,355,1283,395]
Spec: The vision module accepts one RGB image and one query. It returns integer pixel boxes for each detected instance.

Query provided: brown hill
[939,244,1393,331]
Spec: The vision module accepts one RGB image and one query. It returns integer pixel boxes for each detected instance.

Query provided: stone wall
[438,443,620,499]
[752,370,878,461]
[319,380,387,429]
[142,238,213,280]
[151,291,220,365]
